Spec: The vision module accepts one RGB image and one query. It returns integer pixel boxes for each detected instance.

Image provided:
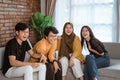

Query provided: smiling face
[81,27,90,41]
[16,28,29,42]
[64,24,73,36]
[46,31,57,44]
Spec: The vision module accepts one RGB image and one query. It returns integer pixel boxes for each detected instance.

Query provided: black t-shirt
[2,38,31,75]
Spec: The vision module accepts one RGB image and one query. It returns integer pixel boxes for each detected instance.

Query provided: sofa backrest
[103,42,120,59]
[0,47,5,69]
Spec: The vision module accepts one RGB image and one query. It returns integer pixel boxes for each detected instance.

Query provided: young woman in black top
[80,25,110,80]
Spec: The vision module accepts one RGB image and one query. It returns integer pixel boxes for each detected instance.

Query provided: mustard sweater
[57,36,85,64]
[29,38,57,62]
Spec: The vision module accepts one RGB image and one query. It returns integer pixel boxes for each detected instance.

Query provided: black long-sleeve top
[89,38,107,57]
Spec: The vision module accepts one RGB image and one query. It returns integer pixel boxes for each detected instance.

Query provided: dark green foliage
[30,12,53,39]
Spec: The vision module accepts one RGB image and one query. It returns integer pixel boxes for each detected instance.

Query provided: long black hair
[80,25,95,47]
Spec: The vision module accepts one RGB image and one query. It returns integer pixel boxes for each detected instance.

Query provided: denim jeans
[84,52,110,80]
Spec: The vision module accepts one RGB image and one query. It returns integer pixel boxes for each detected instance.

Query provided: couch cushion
[98,59,120,79]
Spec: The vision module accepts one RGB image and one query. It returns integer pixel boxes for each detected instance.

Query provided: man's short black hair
[44,26,59,36]
[15,22,29,31]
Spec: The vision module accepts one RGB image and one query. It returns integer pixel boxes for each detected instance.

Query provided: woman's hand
[69,56,74,67]
[87,42,104,56]
[98,52,104,56]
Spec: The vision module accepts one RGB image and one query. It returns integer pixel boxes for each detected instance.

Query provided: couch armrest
[0,47,5,69]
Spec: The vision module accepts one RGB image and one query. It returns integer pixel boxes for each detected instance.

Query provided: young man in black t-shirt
[2,22,47,80]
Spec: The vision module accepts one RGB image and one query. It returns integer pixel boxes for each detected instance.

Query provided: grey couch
[98,43,120,80]
[0,43,120,80]
[66,43,120,80]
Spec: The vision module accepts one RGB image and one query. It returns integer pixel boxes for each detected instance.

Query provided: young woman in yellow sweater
[57,22,85,80]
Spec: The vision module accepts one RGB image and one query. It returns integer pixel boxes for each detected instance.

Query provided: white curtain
[53,0,69,35]
[54,0,120,42]
[116,0,120,42]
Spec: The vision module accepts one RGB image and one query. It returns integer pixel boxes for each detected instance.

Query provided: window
[54,0,118,42]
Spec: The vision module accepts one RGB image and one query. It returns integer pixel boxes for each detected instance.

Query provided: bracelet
[53,60,57,63]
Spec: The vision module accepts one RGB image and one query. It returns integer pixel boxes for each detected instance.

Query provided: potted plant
[30,12,53,39]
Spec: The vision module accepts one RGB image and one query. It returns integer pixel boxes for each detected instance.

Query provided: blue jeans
[84,52,110,80]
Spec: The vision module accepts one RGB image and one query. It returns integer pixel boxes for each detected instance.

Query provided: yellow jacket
[57,36,85,64]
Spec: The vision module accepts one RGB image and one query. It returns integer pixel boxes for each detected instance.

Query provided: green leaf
[29,11,53,39]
